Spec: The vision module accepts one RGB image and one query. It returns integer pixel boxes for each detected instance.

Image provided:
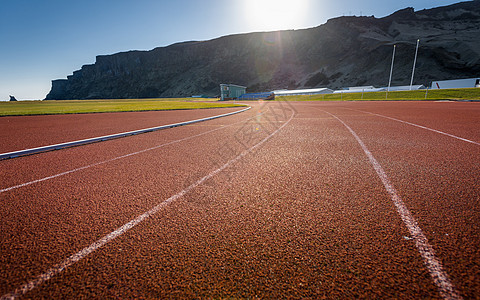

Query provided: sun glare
[244,0,311,31]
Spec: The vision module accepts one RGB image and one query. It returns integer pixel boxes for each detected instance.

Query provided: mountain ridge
[46,1,480,100]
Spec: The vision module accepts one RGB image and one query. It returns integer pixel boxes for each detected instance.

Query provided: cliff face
[46,1,480,100]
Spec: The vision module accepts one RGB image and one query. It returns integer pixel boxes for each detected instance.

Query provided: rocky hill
[46,1,480,100]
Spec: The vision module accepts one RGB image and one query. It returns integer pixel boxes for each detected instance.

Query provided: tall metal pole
[410,39,420,90]
[388,45,396,91]
[387,44,396,99]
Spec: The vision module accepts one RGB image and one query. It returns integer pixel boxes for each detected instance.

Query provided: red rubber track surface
[0,107,242,153]
[0,101,478,298]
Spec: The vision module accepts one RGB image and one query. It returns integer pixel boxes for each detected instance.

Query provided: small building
[431,78,480,89]
[334,87,385,94]
[334,85,425,94]
[333,88,387,94]
[347,86,376,91]
[237,92,275,100]
[273,88,333,97]
[220,84,247,101]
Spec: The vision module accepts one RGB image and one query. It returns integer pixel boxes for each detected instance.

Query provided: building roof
[272,88,333,96]
[347,86,375,90]
[220,84,247,89]
[334,88,385,93]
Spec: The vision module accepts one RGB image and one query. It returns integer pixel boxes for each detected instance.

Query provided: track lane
[322,109,461,299]
[313,103,479,298]
[0,107,244,153]
[2,102,292,297]
[344,101,480,143]
[0,106,259,191]
[0,105,265,296]
[1,109,255,193]
[0,107,250,161]
[1,105,293,300]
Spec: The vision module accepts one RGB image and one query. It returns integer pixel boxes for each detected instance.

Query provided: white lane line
[323,110,462,300]
[0,111,263,194]
[0,107,251,160]
[348,108,479,146]
[0,110,295,300]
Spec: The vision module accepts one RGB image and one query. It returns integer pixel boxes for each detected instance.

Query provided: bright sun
[244,0,311,31]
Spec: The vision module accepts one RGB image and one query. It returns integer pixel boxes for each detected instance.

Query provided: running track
[1,101,479,298]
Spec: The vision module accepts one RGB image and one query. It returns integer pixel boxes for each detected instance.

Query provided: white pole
[388,45,396,92]
[410,39,420,90]
[387,44,396,99]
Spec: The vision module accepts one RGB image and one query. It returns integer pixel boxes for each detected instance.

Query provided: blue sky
[0,0,463,100]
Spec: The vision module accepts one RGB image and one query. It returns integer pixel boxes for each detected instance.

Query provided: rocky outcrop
[46,1,480,100]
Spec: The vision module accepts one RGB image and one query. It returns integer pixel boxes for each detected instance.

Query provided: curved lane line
[0,107,251,160]
[1,109,259,194]
[0,110,295,300]
[323,110,462,300]
[348,108,479,146]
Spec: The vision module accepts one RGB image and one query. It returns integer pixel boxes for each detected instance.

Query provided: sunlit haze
[244,0,311,31]
[0,0,464,100]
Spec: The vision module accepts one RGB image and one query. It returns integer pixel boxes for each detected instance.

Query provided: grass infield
[0,98,246,116]
[276,88,480,102]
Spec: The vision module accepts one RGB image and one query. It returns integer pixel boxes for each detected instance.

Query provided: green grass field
[276,88,480,102]
[0,98,245,116]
